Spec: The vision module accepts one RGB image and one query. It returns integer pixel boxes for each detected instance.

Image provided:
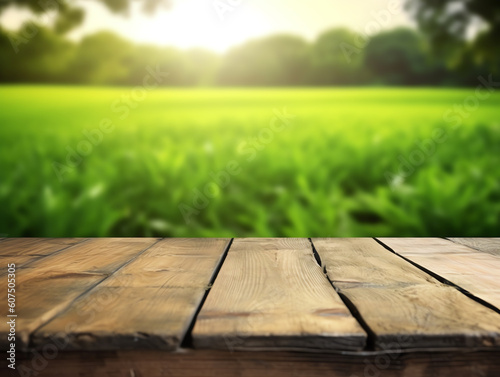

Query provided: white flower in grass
[390,174,404,189]
[149,219,171,232]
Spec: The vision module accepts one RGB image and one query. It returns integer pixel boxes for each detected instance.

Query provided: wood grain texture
[0,238,87,271]
[379,238,500,311]
[192,238,366,351]
[312,238,500,349]
[8,349,500,377]
[448,238,500,257]
[0,238,85,256]
[0,238,158,350]
[33,238,230,351]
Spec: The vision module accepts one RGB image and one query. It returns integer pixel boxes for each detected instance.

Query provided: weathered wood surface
[448,238,500,257]
[34,238,230,351]
[192,238,366,350]
[312,238,500,349]
[379,238,500,310]
[0,238,159,350]
[8,349,500,377]
[2,236,500,377]
[0,238,87,272]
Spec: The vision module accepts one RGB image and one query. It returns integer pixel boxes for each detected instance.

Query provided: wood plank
[33,238,230,351]
[312,238,500,349]
[379,238,500,311]
[0,238,85,256]
[0,238,159,350]
[448,238,500,257]
[0,238,87,270]
[8,349,500,377]
[192,238,366,351]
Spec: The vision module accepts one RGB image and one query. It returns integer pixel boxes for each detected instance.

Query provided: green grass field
[1,86,499,237]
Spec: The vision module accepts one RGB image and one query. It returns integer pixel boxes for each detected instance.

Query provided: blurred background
[0,0,499,237]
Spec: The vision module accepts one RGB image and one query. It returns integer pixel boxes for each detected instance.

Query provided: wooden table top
[1,237,499,376]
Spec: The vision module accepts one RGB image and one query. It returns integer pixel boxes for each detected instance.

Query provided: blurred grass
[0,86,499,237]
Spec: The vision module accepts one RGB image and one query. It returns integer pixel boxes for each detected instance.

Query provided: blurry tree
[68,31,133,84]
[0,22,492,86]
[469,29,500,75]
[0,0,171,33]
[406,0,500,72]
[0,24,74,82]
[310,28,367,85]
[363,28,435,85]
[217,35,311,86]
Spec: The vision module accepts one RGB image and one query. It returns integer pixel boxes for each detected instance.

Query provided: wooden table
[1,237,499,376]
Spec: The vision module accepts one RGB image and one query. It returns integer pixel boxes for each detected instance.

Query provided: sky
[0,0,413,52]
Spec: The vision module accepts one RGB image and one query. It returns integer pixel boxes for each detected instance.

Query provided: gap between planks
[375,238,500,314]
[311,238,500,350]
[308,238,377,350]
[180,238,234,348]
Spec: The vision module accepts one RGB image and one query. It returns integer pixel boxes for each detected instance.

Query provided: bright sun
[111,0,273,52]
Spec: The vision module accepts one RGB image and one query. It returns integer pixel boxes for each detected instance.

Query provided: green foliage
[69,32,134,85]
[406,0,500,72]
[0,25,493,87]
[310,28,367,85]
[0,87,499,237]
[0,24,75,82]
[0,0,171,33]
[364,28,431,85]
[54,6,85,34]
[217,35,311,86]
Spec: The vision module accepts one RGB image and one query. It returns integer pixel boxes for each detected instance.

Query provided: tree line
[0,23,497,86]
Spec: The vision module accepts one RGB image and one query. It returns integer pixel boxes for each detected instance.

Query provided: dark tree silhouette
[406,0,499,42]
[0,0,171,33]
[364,28,430,85]
[406,0,500,71]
